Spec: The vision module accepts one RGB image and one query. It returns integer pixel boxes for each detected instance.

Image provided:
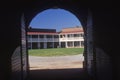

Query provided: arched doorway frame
[21,1,95,79]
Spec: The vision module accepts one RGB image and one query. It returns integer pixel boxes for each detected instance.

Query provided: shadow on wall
[95,48,113,80]
[28,68,92,80]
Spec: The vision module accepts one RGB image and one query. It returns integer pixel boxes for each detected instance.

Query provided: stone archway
[0,0,115,80]
[22,1,94,80]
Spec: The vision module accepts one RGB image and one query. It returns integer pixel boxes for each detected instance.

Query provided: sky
[29,9,82,32]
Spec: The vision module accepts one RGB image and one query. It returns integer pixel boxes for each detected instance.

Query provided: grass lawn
[28,48,84,57]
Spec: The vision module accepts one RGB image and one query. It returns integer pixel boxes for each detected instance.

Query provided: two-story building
[27,27,84,49]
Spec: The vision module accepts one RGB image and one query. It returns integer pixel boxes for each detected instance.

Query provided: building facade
[27,27,84,49]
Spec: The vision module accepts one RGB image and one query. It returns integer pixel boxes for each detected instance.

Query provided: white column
[44,35,47,49]
[70,34,72,39]
[58,34,61,47]
[59,42,61,48]
[73,41,74,48]
[65,34,68,40]
[44,42,47,49]
[52,42,54,48]
[52,35,54,48]
[38,35,40,49]
[31,35,32,49]
[37,35,40,49]
[80,41,81,47]
[31,43,32,49]
[65,41,68,48]
[38,42,40,49]
[44,35,46,41]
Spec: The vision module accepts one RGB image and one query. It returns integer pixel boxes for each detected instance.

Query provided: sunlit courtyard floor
[29,54,84,70]
[28,54,93,80]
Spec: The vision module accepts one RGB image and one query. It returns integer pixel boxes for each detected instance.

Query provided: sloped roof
[27,32,58,35]
[28,28,56,33]
[27,28,57,35]
[27,27,84,35]
[60,27,83,33]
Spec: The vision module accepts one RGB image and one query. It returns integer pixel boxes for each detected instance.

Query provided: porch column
[65,41,68,48]
[44,42,47,49]
[38,35,40,49]
[52,35,54,48]
[58,34,61,48]
[31,35,32,49]
[52,42,54,48]
[38,42,40,49]
[59,42,61,48]
[73,41,74,48]
[44,35,47,49]
[80,41,81,47]
[31,43,32,49]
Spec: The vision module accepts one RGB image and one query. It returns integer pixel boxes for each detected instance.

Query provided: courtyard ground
[29,54,84,70]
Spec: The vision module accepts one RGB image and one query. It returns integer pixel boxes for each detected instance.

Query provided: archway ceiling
[20,0,89,28]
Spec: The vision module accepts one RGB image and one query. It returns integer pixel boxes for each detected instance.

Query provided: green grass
[28,48,84,57]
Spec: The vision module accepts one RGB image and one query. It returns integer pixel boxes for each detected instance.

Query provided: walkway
[28,54,92,80]
[29,54,84,70]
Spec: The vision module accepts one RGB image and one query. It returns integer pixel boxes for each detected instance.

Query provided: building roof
[27,28,57,35]
[59,27,83,33]
[27,32,58,35]
[28,28,56,33]
[27,27,84,35]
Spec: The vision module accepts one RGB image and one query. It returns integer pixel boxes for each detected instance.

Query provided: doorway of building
[27,8,85,70]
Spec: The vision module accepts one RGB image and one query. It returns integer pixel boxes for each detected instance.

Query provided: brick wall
[95,48,112,80]
[11,46,22,80]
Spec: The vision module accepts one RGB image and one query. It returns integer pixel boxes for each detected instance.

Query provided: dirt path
[29,54,84,70]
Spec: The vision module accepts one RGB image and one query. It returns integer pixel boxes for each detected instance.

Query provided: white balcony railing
[28,38,59,42]
[59,37,84,41]
[28,37,84,42]
[54,38,59,42]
